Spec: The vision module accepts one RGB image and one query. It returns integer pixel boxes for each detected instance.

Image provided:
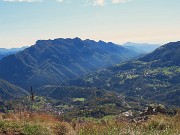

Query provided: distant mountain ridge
[123,42,161,53]
[0,46,28,53]
[0,46,28,60]
[0,37,140,89]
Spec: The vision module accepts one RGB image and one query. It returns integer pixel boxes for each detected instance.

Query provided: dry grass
[0,112,74,135]
[0,112,179,135]
[75,112,180,135]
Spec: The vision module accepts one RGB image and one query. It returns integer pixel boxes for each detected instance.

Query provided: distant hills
[123,42,161,53]
[0,38,140,89]
[65,41,180,106]
[0,46,28,60]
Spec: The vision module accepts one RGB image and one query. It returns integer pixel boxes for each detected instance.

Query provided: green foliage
[175,67,180,73]
[0,121,21,134]
[62,42,180,107]
[73,98,86,102]
[0,120,48,135]
[22,124,47,135]
[66,61,180,106]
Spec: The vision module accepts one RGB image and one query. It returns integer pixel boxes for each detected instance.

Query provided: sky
[0,0,180,48]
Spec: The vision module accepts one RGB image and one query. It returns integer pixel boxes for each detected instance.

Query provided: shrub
[22,124,47,135]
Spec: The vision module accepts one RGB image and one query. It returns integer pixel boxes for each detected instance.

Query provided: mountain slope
[0,38,140,89]
[65,41,180,106]
[140,41,180,66]
[0,79,28,100]
[0,54,5,60]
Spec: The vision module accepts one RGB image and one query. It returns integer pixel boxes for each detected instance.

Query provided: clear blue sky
[0,0,180,48]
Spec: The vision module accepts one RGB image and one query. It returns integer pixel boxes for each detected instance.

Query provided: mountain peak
[98,40,107,44]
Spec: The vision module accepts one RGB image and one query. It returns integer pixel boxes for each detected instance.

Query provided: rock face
[132,105,177,124]
[140,105,170,116]
[0,38,140,89]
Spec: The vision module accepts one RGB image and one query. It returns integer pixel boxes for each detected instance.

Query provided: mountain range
[123,42,161,53]
[0,38,140,90]
[0,38,179,108]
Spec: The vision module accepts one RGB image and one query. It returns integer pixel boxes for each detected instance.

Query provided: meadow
[0,111,179,135]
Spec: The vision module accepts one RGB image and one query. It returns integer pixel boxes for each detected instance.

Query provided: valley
[0,38,179,135]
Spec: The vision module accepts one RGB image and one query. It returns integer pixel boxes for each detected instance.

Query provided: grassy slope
[0,112,179,135]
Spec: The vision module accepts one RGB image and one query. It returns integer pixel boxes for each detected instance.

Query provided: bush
[22,124,47,135]
[0,121,21,134]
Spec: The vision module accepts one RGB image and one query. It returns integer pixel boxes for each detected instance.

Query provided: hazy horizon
[0,37,163,49]
[0,0,180,48]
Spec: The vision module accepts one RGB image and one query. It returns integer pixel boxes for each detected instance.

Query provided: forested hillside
[64,41,180,106]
